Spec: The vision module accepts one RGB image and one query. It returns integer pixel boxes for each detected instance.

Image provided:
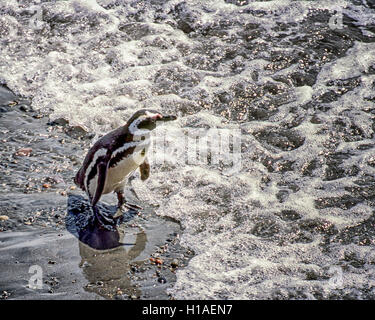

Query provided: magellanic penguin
[74,109,177,228]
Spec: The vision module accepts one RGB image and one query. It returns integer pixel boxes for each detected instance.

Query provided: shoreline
[0,85,194,300]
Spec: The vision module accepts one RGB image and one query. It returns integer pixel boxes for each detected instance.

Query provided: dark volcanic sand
[0,85,194,300]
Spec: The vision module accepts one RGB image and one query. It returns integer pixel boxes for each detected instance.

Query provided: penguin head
[127,109,177,133]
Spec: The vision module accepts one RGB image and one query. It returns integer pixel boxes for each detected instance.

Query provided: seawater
[1,0,375,299]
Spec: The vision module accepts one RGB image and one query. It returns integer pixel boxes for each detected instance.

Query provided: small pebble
[19,105,31,112]
[14,147,32,157]
[158,277,167,284]
[131,265,138,272]
[171,259,179,268]
[0,215,9,221]
[8,101,18,106]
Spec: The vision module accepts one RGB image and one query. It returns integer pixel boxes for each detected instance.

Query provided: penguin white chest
[103,147,148,194]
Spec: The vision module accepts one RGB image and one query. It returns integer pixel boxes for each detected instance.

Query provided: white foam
[317,42,375,85]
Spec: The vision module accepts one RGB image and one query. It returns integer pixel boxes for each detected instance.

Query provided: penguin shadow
[66,194,148,299]
[66,194,139,250]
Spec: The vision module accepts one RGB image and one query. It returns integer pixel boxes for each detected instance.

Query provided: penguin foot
[116,191,142,213]
[119,202,142,213]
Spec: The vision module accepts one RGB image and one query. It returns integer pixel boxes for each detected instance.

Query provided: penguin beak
[157,115,177,122]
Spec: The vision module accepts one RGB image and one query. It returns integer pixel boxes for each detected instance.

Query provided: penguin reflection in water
[74,109,177,228]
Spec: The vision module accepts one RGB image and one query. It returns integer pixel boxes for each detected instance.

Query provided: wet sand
[0,85,194,300]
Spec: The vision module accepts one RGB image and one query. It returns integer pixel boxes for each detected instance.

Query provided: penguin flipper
[139,157,150,181]
[91,160,108,207]
[74,167,85,190]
